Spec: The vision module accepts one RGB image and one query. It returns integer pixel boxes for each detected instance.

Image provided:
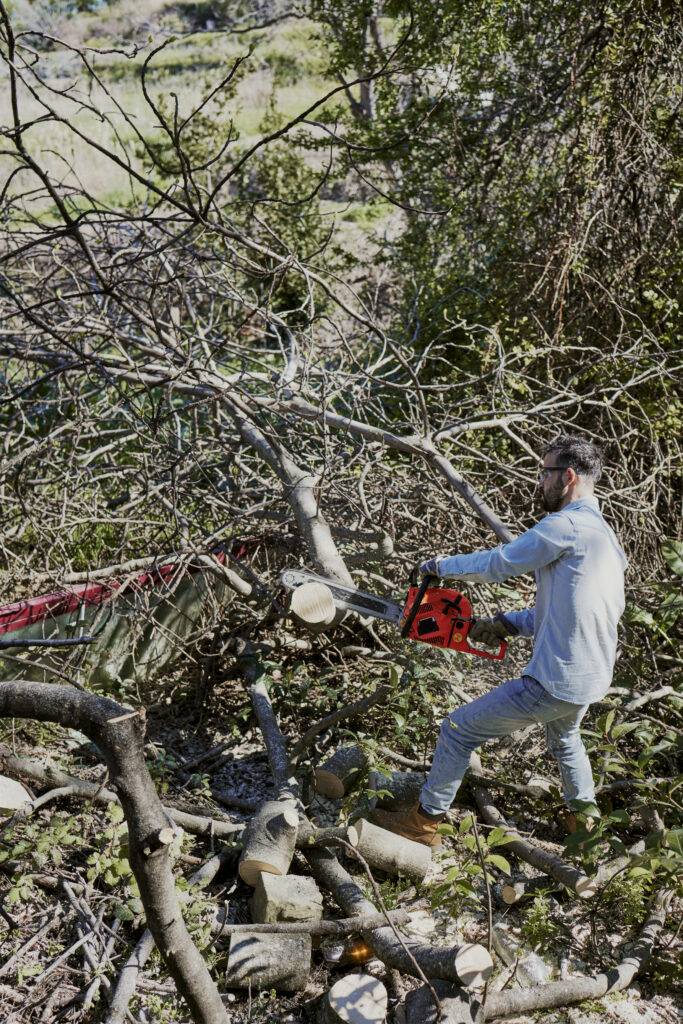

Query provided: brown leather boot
[369,803,444,848]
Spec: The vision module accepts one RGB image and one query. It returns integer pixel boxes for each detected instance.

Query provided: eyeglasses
[538,465,567,481]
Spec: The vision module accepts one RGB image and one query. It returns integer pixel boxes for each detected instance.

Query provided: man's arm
[498,607,535,637]
[431,515,573,584]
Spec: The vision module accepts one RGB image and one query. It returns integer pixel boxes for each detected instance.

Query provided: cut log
[315,745,369,799]
[347,819,431,882]
[318,973,388,1024]
[289,582,337,633]
[368,770,426,811]
[306,846,493,988]
[251,872,323,924]
[225,931,311,991]
[405,980,482,1024]
[501,876,563,905]
[238,800,299,887]
[0,774,31,812]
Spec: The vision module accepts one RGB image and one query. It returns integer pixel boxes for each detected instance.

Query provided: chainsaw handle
[463,636,507,661]
[401,573,437,638]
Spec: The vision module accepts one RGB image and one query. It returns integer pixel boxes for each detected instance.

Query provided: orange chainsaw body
[401,586,507,661]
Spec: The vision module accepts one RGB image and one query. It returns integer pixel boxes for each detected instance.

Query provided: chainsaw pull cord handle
[401,572,437,638]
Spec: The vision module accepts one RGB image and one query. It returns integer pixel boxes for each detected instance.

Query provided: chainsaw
[281,568,507,661]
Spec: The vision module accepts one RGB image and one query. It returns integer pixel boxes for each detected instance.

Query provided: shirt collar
[563,495,600,511]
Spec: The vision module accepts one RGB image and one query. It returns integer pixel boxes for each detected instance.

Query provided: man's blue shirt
[435,496,627,704]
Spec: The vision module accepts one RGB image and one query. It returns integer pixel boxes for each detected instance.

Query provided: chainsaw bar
[280,568,403,623]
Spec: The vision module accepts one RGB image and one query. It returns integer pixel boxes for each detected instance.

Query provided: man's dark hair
[543,435,603,482]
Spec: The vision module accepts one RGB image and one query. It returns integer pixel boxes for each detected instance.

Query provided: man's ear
[564,466,578,485]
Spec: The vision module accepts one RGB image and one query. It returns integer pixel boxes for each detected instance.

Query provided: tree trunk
[469,755,595,898]
[288,581,337,633]
[251,872,323,923]
[0,681,227,1024]
[306,846,492,988]
[368,769,426,810]
[405,980,482,1024]
[484,889,672,1018]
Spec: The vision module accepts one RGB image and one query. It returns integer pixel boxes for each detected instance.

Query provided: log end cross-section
[289,581,337,633]
[319,972,388,1024]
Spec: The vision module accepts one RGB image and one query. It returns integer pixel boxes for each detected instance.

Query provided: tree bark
[469,755,595,898]
[405,980,482,1024]
[369,768,427,810]
[0,680,227,1024]
[251,872,323,923]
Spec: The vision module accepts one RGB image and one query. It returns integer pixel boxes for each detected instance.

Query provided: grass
[0,6,334,206]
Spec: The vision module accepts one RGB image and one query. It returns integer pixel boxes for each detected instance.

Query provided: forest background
[0,0,681,1022]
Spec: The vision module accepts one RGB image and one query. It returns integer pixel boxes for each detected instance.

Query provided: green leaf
[664,828,683,854]
[485,853,511,873]
[459,815,473,834]
[108,803,125,824]
[661,539,683,576]
[623,603,656,628]
[114,904,135,921]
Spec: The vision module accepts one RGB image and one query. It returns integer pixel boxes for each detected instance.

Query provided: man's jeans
[420,675,596,816]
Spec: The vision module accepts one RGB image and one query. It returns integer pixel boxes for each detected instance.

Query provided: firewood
[347,819,431,881]
[238,800,299,887]
[225,931,311,991]
[404,980,482,1024]
[289,581,336,633]
[315,745,369,798]
[317,972,388,1024]
[251,873,323,923]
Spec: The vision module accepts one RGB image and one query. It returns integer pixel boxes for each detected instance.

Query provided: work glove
[419,556,444,577]
[469,614,512,647]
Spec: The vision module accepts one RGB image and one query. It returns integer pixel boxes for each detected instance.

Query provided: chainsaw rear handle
[462,631,507,661]
[401,572,437,638]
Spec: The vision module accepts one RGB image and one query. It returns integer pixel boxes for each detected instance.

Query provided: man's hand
[419,556,443,577]
[469,617,509,647]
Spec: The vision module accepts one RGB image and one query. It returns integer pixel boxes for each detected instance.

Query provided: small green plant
[520,892,560,947]
[430,817,513,917]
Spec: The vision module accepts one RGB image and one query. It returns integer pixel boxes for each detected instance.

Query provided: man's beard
[539,484,565,513]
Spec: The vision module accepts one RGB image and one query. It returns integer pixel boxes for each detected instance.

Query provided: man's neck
[559,487,594,510]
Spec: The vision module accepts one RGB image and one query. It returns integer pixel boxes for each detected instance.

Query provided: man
[371,435,627,847]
